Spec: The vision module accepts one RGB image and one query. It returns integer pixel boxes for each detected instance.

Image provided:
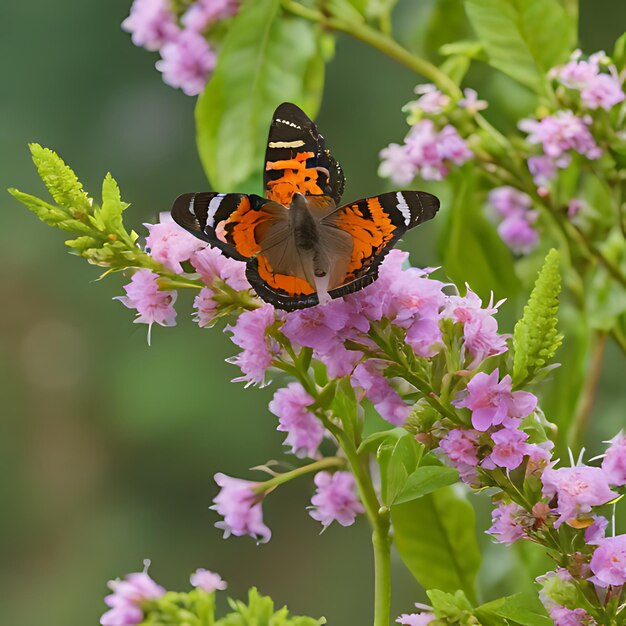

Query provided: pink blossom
[352,361,411,426]
[193,287,219,328]
[410,84,450,114]
[488,187,532,218]
[487,502,527,545]
[189,568,227,593]
[528,154,557,187]
[439,429,480,467]
[589,534,626,587]
[269,383,325,458]
[489,428,529,470]
[458,88,487,114]
[227,304,278,386]
[497,215,539,255]
[549,606,597,626]
[520,111,602,161]
[117,270,177,342]
[453,369,537,431]
[568,198,584,218]
[101,570,165,626]
[581,73,625,110]
[145,214,204,274]
[395,613,435,626]
[309,471,364,528]
[212,473,271,543]
[378,143,417,186]
[191,245,249,291]
[182,0,238,32]
[525,441,555,475]
[122,0,179,51]
[156,30,217,96]
[585,516,608,544]
[541,465,618,528]
[601,432,626,486]
[100,604,143,626]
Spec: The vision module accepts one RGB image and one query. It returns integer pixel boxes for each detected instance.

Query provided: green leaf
[28,143,92,212]
[394,465,459,504]
[357,427,405,455]
[8,188,79,231]
[512,249,563,387]
[475,592,551,626]
[196,0,324,190]
[464,0,575,93]
[439,168,521,302]
[614,31,626,72]
[93,173,130,235]
[378,434,424,506]
[215,588,325,626]
[392,487,480,602]
[427,589,474,621]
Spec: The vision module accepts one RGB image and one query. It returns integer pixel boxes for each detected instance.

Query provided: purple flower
[191,245,249,291]
[182,0,238,32]
[487,502,528,545]
[589,534,626,587]
[122,0,179,51]
[582,73,625,110]
[193,287,219,328]
[145,214,204,274]
[549,606,597,626]
[190,568,227,593]
[439,429,480,467]
[101,570,165,626]
[541,465,618,528]
[497,215,539,255]
[489,428,529,470]
[212,473,271,543]
[352,361,411,426]
[528,154,557,188]
[585,516,608,544]
[309,471,364,528]
[117,269,177,342]
[601,431,626,486]
[156,30,217,96]
[378,143,417,186]
[269,383,325,458]
[395,613,435,626]
[409,84,451,115]
[452,369,537,431]
[458,88,487,114]
[488,187,532,218]
[227,304,278,386]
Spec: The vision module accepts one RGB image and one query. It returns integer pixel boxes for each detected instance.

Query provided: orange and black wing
[264,102,345,207]
[171,192,288,262]
[321,190,440,297]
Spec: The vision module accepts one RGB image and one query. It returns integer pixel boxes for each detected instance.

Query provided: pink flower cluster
[520,111,602,188]
[101,569,165,626]
[122,0,239,95]
[487,187,539,255]
[309,471,365,528]
[379,119,472,184]
[396,606,436,625]
[551,50,625,111]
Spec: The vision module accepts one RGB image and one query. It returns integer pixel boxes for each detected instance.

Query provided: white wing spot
[396,192,411,226]
[188,195,195,215]
[268,140,306,148]
[207,194,226,228]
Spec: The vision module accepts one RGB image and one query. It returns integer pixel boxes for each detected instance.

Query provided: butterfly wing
[171,191,289,262]
[264,102,345,207]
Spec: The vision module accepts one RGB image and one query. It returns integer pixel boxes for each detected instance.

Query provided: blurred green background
[1,1,625,624]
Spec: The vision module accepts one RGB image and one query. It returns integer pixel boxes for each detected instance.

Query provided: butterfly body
[171,103,439,311]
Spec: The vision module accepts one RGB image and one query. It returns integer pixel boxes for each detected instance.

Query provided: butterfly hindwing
[264,102,345,207]
[171,191,289,262]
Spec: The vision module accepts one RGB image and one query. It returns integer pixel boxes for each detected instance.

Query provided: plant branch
[255,456,346,493]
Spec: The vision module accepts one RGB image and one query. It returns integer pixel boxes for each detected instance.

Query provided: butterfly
[171,102,439,311]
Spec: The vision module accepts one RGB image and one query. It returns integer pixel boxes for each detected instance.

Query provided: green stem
[255,456,345,493]
[567,331,608,448]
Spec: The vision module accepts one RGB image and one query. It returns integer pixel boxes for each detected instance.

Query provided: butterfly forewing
[264,102,345,207]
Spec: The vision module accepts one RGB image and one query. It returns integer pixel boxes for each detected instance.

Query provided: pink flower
[489,428,529,470]
[525,441,555,475]
[352,361,411,426]
[227,304,278,386]
[145,214,204,274]
[549,606,597,626]
[443,290,509,366]
[122,0,179,51]
[309,471,364,528]
[156,30,217,96]
[581,73,625,110]
[395,613,435,625]
[497,215,539,255]
[190,568,227,593]
[520,111,602,162]
[541,465,618,528]
[269,383,324,458]
[212,473,271,543]
[458,88,487,114]
[585,516,608,544]
[589,534,626,587]
[528,154,557,187]
[602,432,626,486]
[191,246,249,291]
[487,502,527,545]
[378,143,417,186]
[101,570,165,626]
[488,187,532,218]
[439,429,480,467]
[410,84,450,114]
[117,270,177,342]
[453,369,537,431]
[182,0,238,32]
[193,287,219,328]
